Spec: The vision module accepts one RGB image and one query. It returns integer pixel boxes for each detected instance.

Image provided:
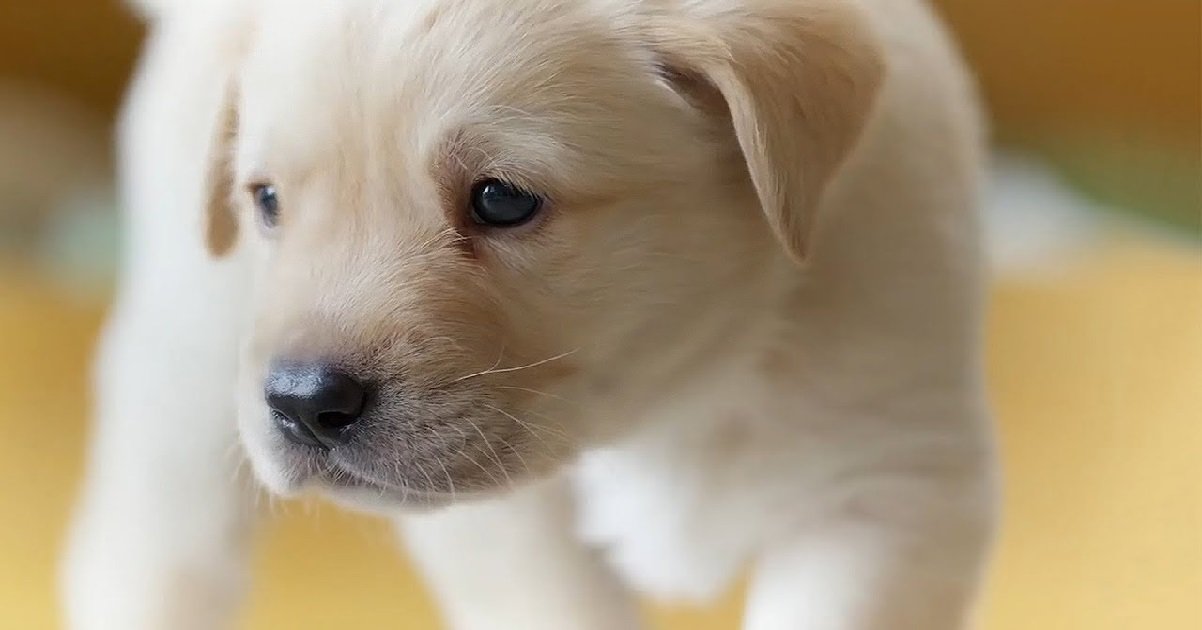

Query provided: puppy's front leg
[61,276,255,630]
[399,477,641,630]
[743,473,996,630]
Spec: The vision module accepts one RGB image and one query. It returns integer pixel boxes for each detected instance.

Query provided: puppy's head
[202,0,884,510]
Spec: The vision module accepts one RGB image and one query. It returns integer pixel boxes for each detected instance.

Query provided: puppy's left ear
[648,0,886,264]
[203,87,239,257]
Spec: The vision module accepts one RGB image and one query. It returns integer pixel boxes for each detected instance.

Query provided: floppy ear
[647,0,886,264]
[202,85,239,257]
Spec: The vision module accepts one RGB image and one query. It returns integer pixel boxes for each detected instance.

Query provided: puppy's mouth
[319,462,463,511]
[247,407,545,511]
[268,443,469,511]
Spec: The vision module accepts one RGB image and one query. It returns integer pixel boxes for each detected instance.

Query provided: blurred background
[0,1,1198,628]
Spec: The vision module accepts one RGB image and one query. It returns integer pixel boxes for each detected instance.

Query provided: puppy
[62,0,998,628]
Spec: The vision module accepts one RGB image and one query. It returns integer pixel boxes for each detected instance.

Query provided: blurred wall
[937,0,1201,231]
[939,0,1200,148]
[3,1,1198,133]
[0,0,141,118]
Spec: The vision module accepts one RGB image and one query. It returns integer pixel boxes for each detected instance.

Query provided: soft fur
[62,0,998,628]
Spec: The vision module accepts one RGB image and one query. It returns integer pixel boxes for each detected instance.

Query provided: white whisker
[464,417,513,488]
[494,385,579,406]
[450,348,579,384]
[413,460,440,496]
[435,456,457,503]
[482,403,570,457]
[445,423,502,487]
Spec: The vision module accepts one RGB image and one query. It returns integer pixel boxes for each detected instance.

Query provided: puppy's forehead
[239,0,663,171]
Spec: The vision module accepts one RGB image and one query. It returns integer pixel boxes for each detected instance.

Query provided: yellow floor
[1,234,1199,629]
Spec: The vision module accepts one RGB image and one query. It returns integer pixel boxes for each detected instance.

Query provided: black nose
[265,361,366,449]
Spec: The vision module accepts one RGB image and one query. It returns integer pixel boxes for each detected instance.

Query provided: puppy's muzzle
[265,361,367,450]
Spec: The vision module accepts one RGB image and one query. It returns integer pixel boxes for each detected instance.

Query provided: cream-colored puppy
[63,0,997,628]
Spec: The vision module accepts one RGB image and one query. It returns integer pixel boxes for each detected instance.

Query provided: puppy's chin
[240,435,461,515]
[318,483,459,516]
[237,409,536,514]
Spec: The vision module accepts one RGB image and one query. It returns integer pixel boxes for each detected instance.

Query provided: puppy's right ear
[203,87,239,257]
[643,0,885,265]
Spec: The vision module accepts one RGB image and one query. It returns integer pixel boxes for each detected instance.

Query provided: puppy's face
[210,0,884,509]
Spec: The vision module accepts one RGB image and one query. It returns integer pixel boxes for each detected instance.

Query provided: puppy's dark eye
[469,179,542,227]
[251,183,280,227]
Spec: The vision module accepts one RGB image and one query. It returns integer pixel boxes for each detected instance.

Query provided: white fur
[63,1,999,629]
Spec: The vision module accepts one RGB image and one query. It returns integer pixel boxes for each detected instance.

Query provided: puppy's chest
[571,394,818,602]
